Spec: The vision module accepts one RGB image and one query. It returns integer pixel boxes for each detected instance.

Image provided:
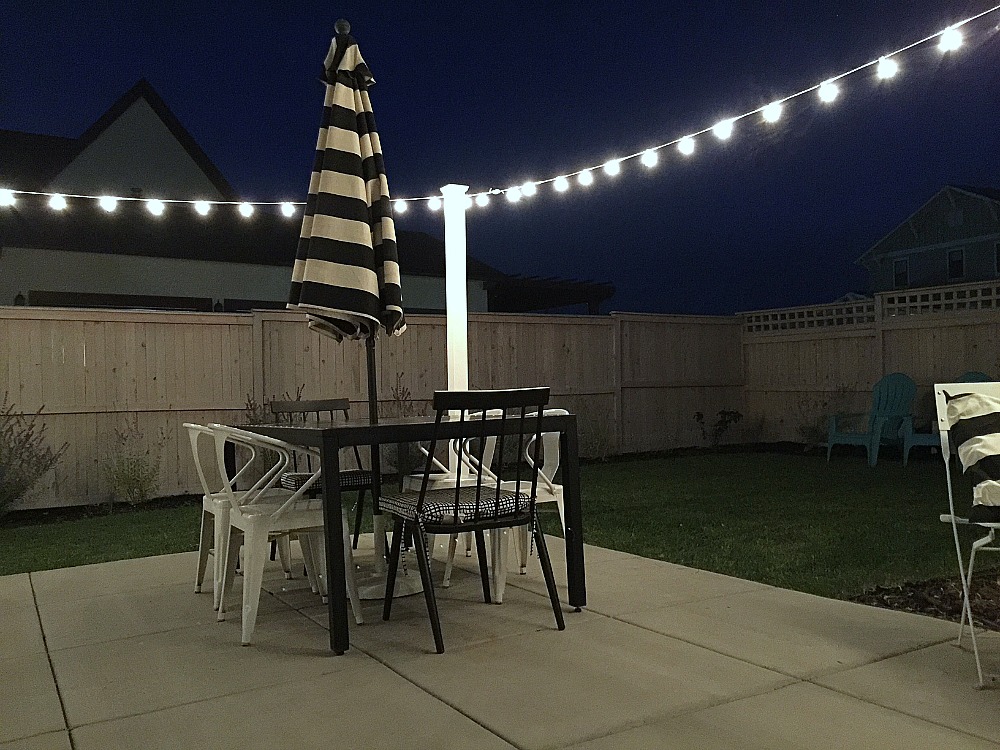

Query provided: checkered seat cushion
[279,469,373,493]
[379,486,530,524]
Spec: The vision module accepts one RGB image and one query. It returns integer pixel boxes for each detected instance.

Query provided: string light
[762,101,783,122]
[0,9,995,218]
[712,119,735,140]
[876,56,899,79]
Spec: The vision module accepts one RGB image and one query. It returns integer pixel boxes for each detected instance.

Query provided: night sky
[4,1,999,314]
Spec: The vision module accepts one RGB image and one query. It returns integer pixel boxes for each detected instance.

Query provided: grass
[1,449,988,600]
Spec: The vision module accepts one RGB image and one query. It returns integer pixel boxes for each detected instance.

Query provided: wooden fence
[4,278,999,508]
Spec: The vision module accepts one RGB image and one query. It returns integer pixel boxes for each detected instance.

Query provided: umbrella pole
[365,334,387,575]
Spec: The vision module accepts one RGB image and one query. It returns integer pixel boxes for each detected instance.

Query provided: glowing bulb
[876,56,898,79]
[640,149,658,168]
[475,193,489,207]
[553,176,570,192]
[98,196,118,212]
[194,201,211,216]
[818,80,839,103]
[506,186,522,202]
[49,194,68,210]
[0,189,17,206]
[146,199,165,216]
[393,199,407,214]
[677,136,695,156]
[602,159,621,176]
[238,202,254,218]
[939,26,962,52]
[712,119,734,140]
[428,197,442,211]
[520,181,537,196]
[280,202,296,217]
[762,101,783,123]
[577,169,594,186]
[461,195,473,210]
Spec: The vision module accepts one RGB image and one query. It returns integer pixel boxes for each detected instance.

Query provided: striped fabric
[945,391,1000,521]
[288,32,405,341]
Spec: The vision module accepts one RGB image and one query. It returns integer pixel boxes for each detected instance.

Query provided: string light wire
[1,6,997,216]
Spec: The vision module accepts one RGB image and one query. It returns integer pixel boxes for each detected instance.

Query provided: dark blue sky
[4,1,999,313]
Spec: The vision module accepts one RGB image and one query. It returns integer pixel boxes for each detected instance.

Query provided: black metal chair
[379,387,565,653]
[269,399,374,548]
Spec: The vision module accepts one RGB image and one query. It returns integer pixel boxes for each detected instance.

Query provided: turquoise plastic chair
[827,373,917,467]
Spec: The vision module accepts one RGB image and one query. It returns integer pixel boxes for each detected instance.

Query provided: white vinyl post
[441,184,470,393]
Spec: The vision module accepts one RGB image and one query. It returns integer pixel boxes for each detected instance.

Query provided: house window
[893,258,909,289]
[947,248,965,280]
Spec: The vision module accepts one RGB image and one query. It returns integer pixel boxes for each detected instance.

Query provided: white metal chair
[184,423,292,611]
[934,382,1000,688]
[209,425,363,645]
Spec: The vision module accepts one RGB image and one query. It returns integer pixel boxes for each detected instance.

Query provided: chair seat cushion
[968,504,1000,523]
[379,486,529,524]
[279,470,373,492]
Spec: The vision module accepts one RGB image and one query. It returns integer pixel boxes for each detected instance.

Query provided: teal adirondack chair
[827,372,917,467]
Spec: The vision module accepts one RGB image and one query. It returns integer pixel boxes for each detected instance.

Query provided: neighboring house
[857,185,1000,292]
[0,79,612,314]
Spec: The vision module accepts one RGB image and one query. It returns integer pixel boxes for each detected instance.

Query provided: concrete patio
[4,535,999,749]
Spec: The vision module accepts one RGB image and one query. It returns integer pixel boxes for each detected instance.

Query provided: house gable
[858,186,1000,270]
[47,79,236,201]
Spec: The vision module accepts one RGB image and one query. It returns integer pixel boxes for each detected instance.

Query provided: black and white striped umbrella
[945,391,1000,522]
[288,24,405,342]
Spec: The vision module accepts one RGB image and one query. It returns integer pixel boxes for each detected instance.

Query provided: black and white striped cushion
[379,487,529,524]
[945,391,1000,523]
[279,469,373,493]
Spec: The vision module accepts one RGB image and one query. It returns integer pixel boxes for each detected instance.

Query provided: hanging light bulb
[475,193,489,207]
[577,169,594,186]
[0,188,15,206]
[762,101,783,123]
[146,199,165,216]
[520,181,537,196]
[280,202,296,217]
[818,80,839,103]
[506,186,523,202]
[553,176,570,192]
[98,196,118,212]
[602,159,621,176]
[939,26,963,52]
[461,195,473,210]
[712,119,734,140]
[238,202,254,217]
[640,149,658,168]
[876,56,899,79]
[194,200,211,216]
[427,197,442,211]
[393,199,407,214]
[49,194,68,211]
[677,136,695,156]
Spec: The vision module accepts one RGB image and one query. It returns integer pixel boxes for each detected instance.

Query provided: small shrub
[0,393,67,516]
[694,409,744,447]
[103,415,168,508]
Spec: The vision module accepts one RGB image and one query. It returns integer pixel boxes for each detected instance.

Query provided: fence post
[611,313,623,455]
[252,310,265,406]
[874,293,886,377]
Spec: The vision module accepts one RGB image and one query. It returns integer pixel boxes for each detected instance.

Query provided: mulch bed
[851,568,1000,631]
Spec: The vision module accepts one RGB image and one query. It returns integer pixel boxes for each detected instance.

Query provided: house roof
[856,184,1000,266]
[0,79,237,200]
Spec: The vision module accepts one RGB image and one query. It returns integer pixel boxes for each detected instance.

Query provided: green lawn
[1,450,984,599]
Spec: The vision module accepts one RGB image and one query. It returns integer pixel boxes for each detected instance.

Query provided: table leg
[561,419,586,610]
[321,435,350,654]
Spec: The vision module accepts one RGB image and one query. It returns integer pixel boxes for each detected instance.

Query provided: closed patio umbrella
[288,19,404,426]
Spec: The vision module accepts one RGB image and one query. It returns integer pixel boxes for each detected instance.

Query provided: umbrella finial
[335,18,351,35]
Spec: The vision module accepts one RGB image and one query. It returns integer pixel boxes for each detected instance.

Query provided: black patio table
[243,411,586,654]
